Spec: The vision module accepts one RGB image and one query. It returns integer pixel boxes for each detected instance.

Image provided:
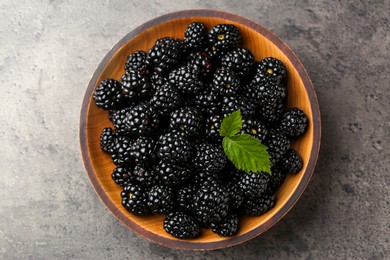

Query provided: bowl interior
[83,14,317,248]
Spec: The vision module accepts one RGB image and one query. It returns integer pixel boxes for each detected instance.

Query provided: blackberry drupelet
[169,107,203,136]
[156,160,191,187]
[212,67,241,96]
[109,107,131,132]
[242,193,276,216]
[150,83,181,116]
[93,79,125,110]
[100,127,115,153]
[205,114,222,141]
[121,183,150,215]
[281,148,303,174]
[264,130,290,164]
[169,66,204,95]
[125,103,160,136]
[183,22,208,51]
[194,89,221,115]
[147,185,175,214]
[279,108,308,137]
[120,70,152,102]
[147,37,183,74]
[187,51,213,77]
[240,118,269,142]
[193,143,226,174]
[124,50,149,75]
[256,57,287,83]
[194,181,230,225]
[163,212,200,239]
[109,135,133,166]
[238,171,271,198]
[111,165,133,187]
[157,131,192,163]
[130,136,157,166]
[211,214,239,237]
[221,48,255,78]
[176,183,197,213]
[208,24,241,51]
[132,164,160,188]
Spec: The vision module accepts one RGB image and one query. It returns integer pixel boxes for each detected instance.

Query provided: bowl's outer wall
[80,10,321,250]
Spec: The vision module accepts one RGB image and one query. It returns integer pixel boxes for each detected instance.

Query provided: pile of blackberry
[94,23,308,239]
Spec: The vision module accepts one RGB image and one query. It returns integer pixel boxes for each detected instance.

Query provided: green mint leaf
[219,110,242,137]
[222,134,272,174]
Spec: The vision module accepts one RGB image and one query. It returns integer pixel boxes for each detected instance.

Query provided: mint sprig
[220,110,272,174]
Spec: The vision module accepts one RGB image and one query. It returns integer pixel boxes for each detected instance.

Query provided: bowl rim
[79,9,321,250]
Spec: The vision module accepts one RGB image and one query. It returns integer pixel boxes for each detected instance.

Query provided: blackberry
[242,193,276,216]
[204,46,228,64]
[187,51,213,77]
[212,67,241,96]
[93,79,125,110]
[208,24,241,51]
[125,103,160,136]
[255,57,287,83]
[193,143,226,174]
[157,131,192,163]
[169,107,203,136]
[257,100,285,125]
[264,130,290,164]
[124,50,149,75]
[121,183,150,215]
[147,37,183,74]
[109,135,133,166]
[246,78,287,107]
[205,114,222,141]
[211,214,239,237]
[221,96,256,118]
[132,164,160,188]
[176,183,197,213]
[238,171,270,198]
[183,22,208,51]
[281,148,303,174]
[129,136,156,166]
[163,212,200,239]
[194,89,221,115]
[279,108,308,137]
[120,70,152,102]
[100,127,115,153]
[221,48,255,78]
[150,73,168,91]
[150,83,181,116]
[156,160,191,187]
[225,182,244,211]
[267,165,286,193]
[109,107,131,132]
[240,118,268,142]
[194,181,230,225]
[192,171,221,188]
[169,66,204,95]
[147,185,175,214]
[111,165,133,187]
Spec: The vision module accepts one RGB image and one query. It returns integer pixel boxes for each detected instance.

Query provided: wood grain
[79,10,321,250]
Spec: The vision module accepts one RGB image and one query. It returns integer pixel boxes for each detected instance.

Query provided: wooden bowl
[80,10,321,250]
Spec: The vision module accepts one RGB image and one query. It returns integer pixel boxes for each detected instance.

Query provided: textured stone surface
[0,0,389,259]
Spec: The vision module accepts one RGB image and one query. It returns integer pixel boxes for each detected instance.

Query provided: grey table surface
[1,0,389,259]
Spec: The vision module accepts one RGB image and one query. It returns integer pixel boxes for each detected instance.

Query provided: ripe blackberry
[225,182,244,211]
[257,100,285,125]
[125,103,160,136]
[193,143,226,174]
[194,181,230,225]
[212,67,241,96]
[281,148,303,174]
[120,70,152,102]
[242,193,276,216]
[176,183,196,213]
[204,46,228,64]
[111,165,133,187]
[169,107,203,136]
[194,89,221,115]
[157,131,192,163]
[169,66,204,95]
[132,164,160,188]
[124,50,149,75]
[147,185,175,214]
[150,83,181,116]
[205,114,222,141]
[156,160,191,187]
[130,137,157,166]
[164,212,200,239]
[238,171,271,198]
[256,57,287,83]
[147,37,183,74]
[264,130,290,164]
[109,107,131,132]
[100,127,115,153]
[240,118,268,142]
[221,96,256,118]
[211,214,239,237]
[267,165,286,194]
[192,171,221,188]
[93,79,125,110]
[109,135,133,166]
[221,48,255,78]
[183,22,208,51]
[150,73,167,91]
[208,24,241,51]
[187,51,213,77]
[279,108,308,137]
[121,183,150,215]
[246,78,287,107]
